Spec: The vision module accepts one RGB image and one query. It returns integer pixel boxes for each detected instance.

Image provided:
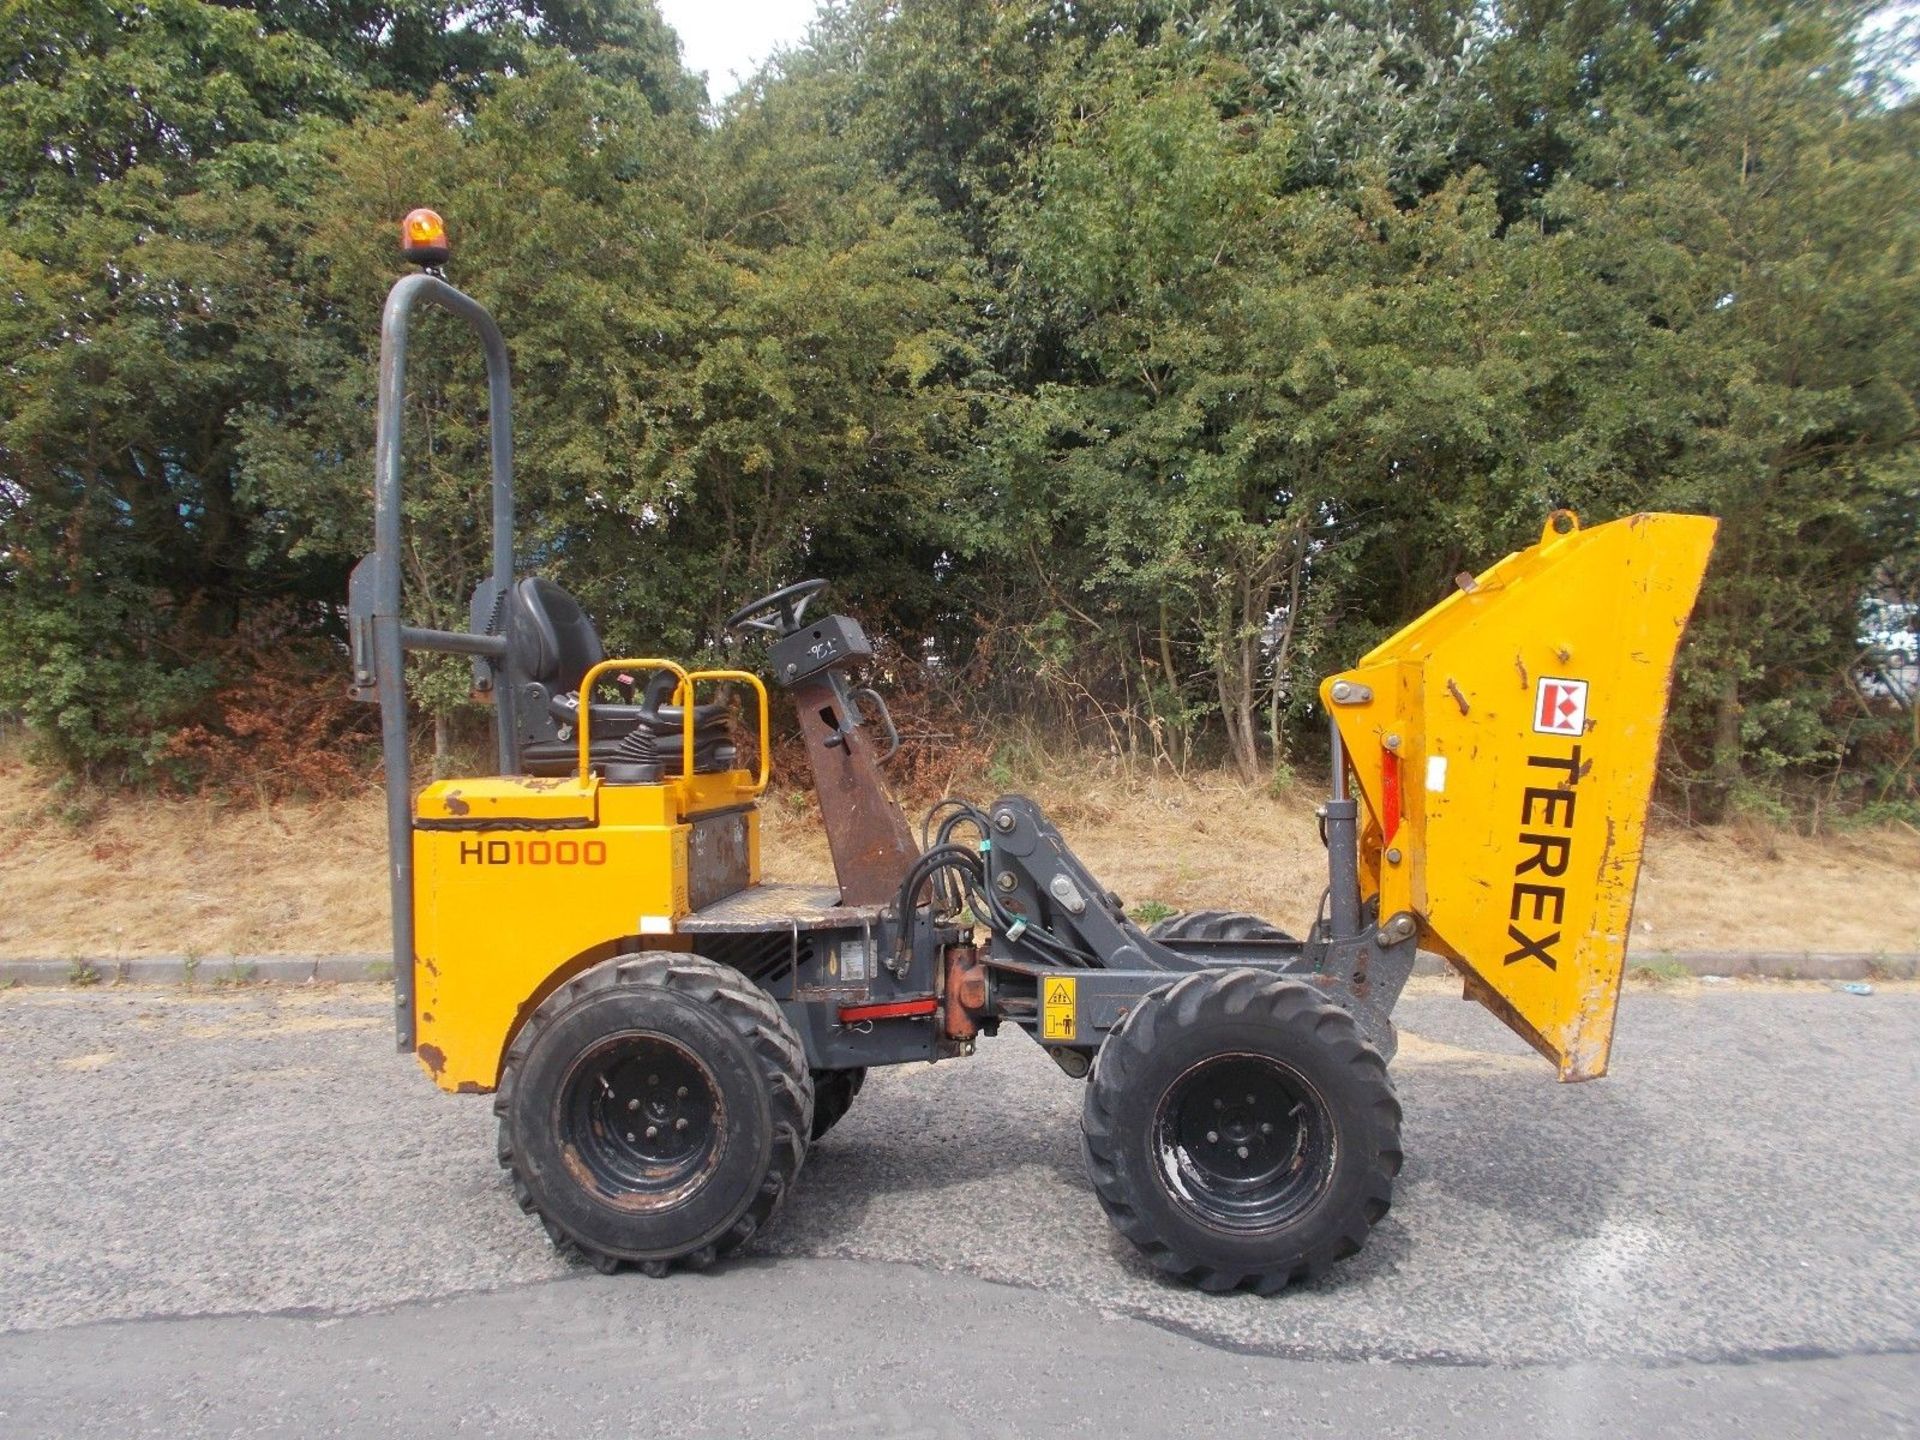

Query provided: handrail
[573,659,771,793]
[687,669,773,794]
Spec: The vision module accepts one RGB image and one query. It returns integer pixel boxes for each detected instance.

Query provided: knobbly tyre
[348,211,1717,1292]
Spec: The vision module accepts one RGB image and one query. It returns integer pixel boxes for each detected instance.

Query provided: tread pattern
[494,953,812,1275]
[1082,968,1401,1294]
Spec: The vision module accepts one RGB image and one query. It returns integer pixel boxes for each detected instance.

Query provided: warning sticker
[1041,976,1077,1041]
[1532,676,1589,737]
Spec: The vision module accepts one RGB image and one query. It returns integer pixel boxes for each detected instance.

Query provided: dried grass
[2,751,1915,958]
[0,756,389,959]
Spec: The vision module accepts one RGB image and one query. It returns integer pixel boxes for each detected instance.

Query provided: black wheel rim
[1151,1052,1335,1233]
[561,1033,725,1206]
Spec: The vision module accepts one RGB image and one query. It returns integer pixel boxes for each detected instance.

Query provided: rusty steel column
[789,674,918,906]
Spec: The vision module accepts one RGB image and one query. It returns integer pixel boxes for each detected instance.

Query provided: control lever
[829,687,902,768]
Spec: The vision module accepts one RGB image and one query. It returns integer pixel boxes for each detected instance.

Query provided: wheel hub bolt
[676,1086,688,1099]
[1260,1122,1272,1135]
[625,1131,635,1142]
[1206,1130,1219,1144]
[645,1125,659,1139]
[1236,1145,1250,1160]
[675,1118,688,1132]
[627,1098,640,1111]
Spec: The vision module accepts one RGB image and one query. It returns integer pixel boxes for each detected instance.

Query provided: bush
[163,609,379,799]
[0,588,217,783]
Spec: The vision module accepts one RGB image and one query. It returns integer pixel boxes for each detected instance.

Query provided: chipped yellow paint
[1322,512,1716,1081]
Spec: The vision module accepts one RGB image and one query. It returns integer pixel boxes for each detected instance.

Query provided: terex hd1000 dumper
[349,212,1716,1292]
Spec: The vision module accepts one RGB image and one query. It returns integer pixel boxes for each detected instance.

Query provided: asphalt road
[1,979,1916,1436]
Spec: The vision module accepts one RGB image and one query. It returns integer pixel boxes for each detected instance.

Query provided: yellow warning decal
[1041,976,1077,1041]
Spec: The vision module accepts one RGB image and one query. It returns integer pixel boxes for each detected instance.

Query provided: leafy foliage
[1,0,1914,820]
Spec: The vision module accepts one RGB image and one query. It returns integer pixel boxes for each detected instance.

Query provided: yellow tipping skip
[1320,512,1717,1081]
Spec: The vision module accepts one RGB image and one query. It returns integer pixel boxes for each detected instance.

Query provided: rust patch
[1446,678,1469,716]
[942,944,988,1041]
[791,673,918,905]
[1597,815,1623,879]
[1555,757,1595,791]
[1514,654,1529,689]
[416,1042,447,1076]
[558,1110,728,1212]
[442,789,470,816]
[455,1080,485,1094]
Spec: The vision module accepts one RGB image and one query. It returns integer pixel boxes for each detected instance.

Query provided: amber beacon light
[400,207,450,266]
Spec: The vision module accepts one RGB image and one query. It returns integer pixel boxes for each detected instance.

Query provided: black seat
[503,578,736,780]
[507,577,604,697]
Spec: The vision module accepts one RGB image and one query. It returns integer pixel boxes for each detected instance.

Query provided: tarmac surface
[1,978,1916,1435]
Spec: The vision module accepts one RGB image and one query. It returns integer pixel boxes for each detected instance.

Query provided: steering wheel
[724,578,829,638]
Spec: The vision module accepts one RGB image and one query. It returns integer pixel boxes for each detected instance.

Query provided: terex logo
[1504,744,1588,971]
[1533,676,1588,736]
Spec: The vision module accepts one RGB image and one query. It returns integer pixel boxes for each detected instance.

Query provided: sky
[656,0,824,101]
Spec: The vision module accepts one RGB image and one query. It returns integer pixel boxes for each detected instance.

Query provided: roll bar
[348,272,516,1051]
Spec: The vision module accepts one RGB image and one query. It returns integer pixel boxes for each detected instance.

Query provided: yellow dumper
[351,228,1716,1293]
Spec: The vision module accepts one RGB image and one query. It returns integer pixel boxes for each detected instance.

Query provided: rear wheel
[1147,909,1296,944]
[809,1068,866,1140]
[495,954,812,1276]
[1082,968,1400,1293]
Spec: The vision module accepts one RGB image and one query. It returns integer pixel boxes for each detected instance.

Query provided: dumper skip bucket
[1320,511,1718,1080]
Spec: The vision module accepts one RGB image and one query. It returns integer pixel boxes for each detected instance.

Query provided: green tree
[220,0,702,109]
[0,0,360,773]
[1544,2,1920,818]
[232,54,980,759]
[0,0,701,777]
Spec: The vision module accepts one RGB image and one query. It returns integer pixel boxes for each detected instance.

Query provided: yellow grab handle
[575,659,770,792]
[685,669,772,794]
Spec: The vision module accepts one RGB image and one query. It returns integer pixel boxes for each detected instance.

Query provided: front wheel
[1081,969,1400,1293]
[495,954,812,1275]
